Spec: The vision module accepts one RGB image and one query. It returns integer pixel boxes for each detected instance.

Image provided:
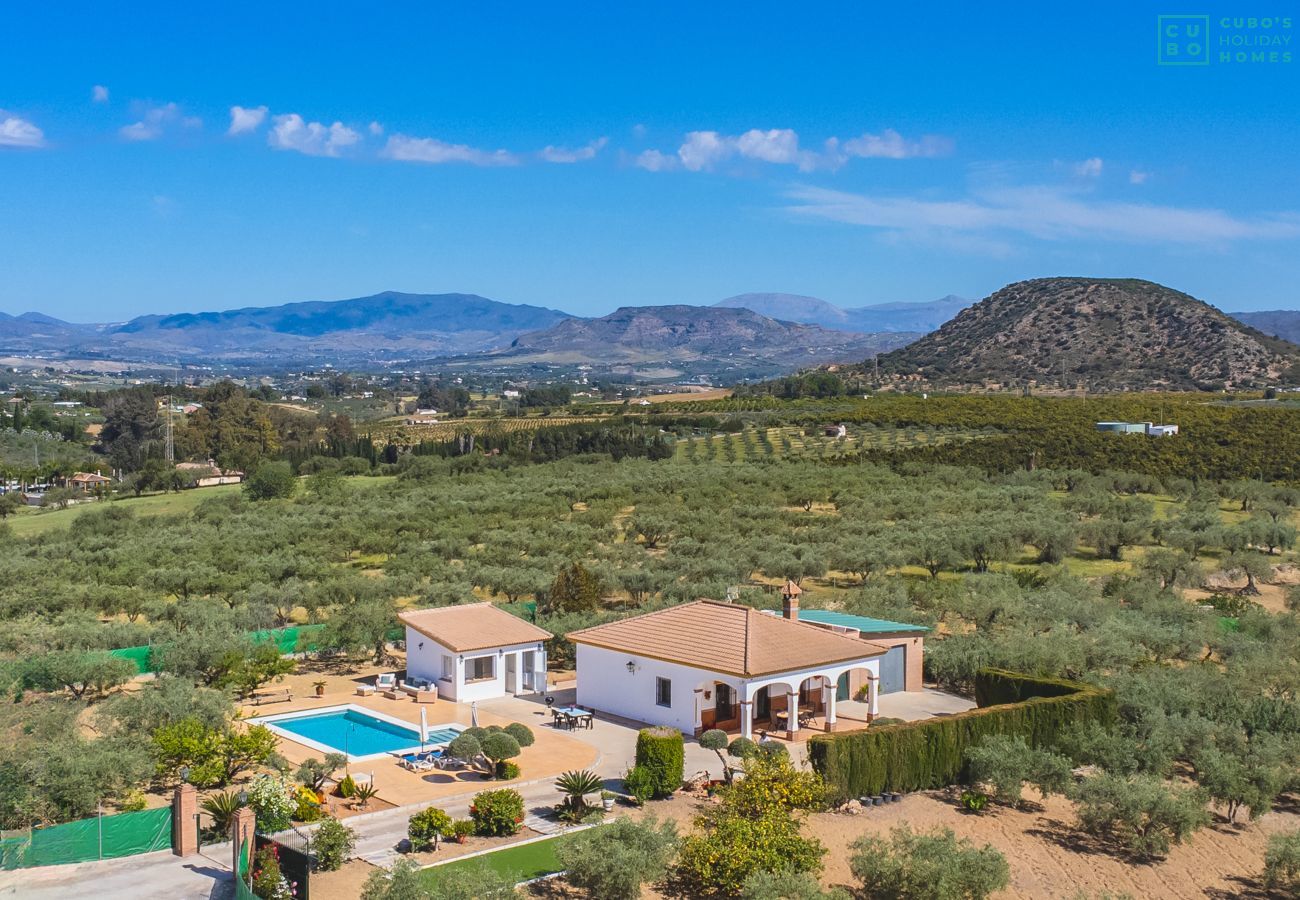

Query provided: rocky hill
[874,278,1300,390]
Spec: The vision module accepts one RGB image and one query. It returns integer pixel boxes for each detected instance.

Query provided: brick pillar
[231,806,256,884]
[172,783,198,857]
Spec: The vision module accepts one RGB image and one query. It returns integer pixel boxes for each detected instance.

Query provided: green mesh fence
[0,806,172,870]
[234,832,257,900]
[110,624,334,675]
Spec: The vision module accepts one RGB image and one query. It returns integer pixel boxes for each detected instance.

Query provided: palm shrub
[1070,773,1210,860]
[409,806,453,851]
[848,825,1009,900]
[313,817,357,872]
[200,789,246,838]
[965,734,1073,807]
[353,781,380,810]
[635,726,684,799]
[1264,829,1300,893]
[469,788,524,837]
[555,769,603,821]
[556,815,679,900]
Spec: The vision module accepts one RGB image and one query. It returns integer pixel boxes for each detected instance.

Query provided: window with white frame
[441,654,454,681]
[466,654,495,682]
[655,676,672,708]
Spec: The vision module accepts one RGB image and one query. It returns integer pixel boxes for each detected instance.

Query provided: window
[441,655,454,681]
[655,677,672,708]
[466,655,495,682]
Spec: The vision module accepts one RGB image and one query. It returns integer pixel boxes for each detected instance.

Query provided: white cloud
[227,105,268,135]
[92,85,109,103]
[634,148,679,172]
[784,183,1300,247]
[268,114,361,157]
[0,113,45,148]
[1130,169,1150,185]
[631,123,647,139]
[119,102,198,141]
[380,134,518,166]
[1074,157,1104,178]
[840,129,953,160]
[538,136,608,163]
[640,127,952,173]
[368,121,383,136]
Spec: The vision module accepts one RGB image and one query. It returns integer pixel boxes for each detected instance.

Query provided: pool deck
[237,676,599,808]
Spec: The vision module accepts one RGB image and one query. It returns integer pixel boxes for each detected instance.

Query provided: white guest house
[568,587,907,741]
[400,603,551,703]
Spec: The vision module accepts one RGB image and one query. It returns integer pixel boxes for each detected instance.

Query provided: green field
[418,832,577,887]
[5,476,396,538]
[674,423,986,463]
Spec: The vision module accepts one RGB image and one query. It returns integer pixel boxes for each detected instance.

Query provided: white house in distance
[400,603,552,703]
[568,589,905,741]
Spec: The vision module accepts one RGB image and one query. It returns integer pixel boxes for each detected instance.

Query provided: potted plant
[601,790,616,812]
[313,680,327,697]
[451,819,474,844]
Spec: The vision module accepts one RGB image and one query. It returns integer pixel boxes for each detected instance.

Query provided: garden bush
[741,868,849,899]
[557,815,679,900]
[313,817,356,871]
[635,726,684,799]
[247,773,296,833]
[849,825,1009,900]
[808,668,1115,798]
[408,806,452,851]
[469,788,524,836]
[623,765,656,805]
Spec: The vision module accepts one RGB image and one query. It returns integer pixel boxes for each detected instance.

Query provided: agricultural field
[674,423,990,463]
[370,415,608,445]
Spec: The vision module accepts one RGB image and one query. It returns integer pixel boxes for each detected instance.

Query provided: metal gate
[254,826,312,900]
[879,645,905,694]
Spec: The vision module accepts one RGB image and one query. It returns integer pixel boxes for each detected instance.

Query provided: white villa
[400,603,551,703]
[568,587,917,741]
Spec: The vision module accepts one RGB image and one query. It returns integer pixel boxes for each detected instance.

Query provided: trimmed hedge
[808,668,1115,799]
[635,727,685,798]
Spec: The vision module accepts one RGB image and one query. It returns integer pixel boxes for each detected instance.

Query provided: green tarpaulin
[0,807,172,870]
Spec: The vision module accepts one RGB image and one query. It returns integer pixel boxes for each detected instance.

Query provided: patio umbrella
[471,701,479,728]
[420,706,428,751]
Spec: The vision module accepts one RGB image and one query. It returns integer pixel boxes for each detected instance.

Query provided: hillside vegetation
[875,278,1300,390]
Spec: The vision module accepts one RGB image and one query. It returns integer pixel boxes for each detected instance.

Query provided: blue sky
[2,1,1298,321]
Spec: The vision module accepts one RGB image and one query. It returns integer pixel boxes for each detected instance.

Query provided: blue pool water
[258,708,462,758]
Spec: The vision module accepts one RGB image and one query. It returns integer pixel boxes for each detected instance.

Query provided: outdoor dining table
[553,706,594,729]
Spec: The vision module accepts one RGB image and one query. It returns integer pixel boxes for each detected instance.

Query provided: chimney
[780,580,801,621]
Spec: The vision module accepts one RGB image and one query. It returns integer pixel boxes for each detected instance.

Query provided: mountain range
[715,292,971,333]
[0,291,939,374]
[873,278,1300,390]
[1232,310,1300,345]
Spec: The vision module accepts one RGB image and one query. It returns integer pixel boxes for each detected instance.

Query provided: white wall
[405,627,547,703]
[575,644,720,734]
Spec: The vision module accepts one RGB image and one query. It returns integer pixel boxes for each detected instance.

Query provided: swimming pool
[251,705,464,761]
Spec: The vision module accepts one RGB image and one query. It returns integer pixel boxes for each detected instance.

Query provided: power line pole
[165,370,175,465]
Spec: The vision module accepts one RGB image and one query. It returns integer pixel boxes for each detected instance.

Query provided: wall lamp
[626,660,639,674]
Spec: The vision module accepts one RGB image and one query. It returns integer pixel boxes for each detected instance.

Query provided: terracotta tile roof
[399,603,552,653]
[567,600,886,678]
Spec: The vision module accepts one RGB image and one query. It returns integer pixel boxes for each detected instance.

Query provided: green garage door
[879,645,905,694]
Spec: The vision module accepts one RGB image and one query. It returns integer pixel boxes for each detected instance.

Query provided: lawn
[6,475,396,538]
[418,832,578,887]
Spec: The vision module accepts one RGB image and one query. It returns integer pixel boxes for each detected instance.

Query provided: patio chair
[375,673,397,690]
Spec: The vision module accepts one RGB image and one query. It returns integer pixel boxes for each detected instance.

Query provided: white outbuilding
[568,593,892,741]
[400,603,552,703]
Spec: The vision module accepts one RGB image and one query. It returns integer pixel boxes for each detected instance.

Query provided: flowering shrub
[408,806,452,851]
[248,774,296,833]
[251,844,296,900]
[469,788,524,837]
[293,785,323,822]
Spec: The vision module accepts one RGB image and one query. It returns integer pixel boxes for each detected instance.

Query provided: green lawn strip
[418,832,579,886]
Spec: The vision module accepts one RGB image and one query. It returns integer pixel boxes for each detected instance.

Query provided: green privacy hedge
[808,668,1116,799]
